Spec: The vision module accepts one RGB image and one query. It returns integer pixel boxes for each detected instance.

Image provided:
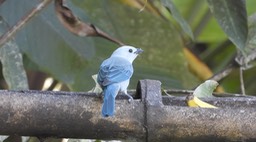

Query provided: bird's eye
[129,49,133,53]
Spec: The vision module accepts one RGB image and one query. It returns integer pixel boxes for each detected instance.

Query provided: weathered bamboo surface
[0,79,256,142]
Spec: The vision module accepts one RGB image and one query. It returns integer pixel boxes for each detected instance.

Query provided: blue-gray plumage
[97,45,143,117]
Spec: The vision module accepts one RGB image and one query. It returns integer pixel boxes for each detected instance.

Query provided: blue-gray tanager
[97,45,143,117]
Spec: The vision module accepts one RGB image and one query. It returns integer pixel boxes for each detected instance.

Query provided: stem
[240,67,245,95]
[208,58,242,82]
[0,0,53,48]
[210,63,235,82]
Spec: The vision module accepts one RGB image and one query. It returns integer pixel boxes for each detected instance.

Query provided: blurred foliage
[171,0,256,94]
[0,0,199,92]
[1,0,256,141]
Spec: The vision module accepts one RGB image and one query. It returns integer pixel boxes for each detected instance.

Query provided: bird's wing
[97,57,133,87]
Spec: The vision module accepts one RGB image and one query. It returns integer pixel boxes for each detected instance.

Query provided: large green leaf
[0,17,28,90]
[245,14,256,56]
[161,0,194,40]
[245,6,256,60]
[207,0,248,52]
[236,13,256,66]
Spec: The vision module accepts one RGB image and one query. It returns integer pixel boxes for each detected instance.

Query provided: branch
[0,80,256,141]
[209,61,238,82]
[0,0,53,48]
[54,0,125,46]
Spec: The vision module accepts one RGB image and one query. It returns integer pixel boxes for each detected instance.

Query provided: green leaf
[245,14,256,54]
[235,13,256,66]
[0,17,28,90]
[207,0,248,52]
[236,13,256,66]
[161,0,194,40]
[193,80,219,98]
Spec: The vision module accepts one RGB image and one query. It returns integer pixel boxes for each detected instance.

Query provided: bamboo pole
[0,80,255,142]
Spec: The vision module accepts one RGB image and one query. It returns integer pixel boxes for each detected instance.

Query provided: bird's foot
[96,93,104,103]
[96,92,103,98]
[125,94,134,103]
[128,98,133,103]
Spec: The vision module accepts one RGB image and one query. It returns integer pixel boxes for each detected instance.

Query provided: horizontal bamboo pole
[0,80,255,142]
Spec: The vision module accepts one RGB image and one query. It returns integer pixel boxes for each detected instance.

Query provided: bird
[97,45,143,117]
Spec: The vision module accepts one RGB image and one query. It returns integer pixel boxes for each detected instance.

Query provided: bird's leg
[95,92,103,99]
[123,91,133,103]
[95,92,101,97]
[95,92,104,104]
[126,94,134,103]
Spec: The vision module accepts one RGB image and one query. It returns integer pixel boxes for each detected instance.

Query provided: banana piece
[186,94,218,108]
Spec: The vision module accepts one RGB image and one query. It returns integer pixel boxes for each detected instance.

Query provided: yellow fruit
[186,94,218,108]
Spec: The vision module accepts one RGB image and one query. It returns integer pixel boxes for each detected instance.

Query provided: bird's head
[111,45,143,63]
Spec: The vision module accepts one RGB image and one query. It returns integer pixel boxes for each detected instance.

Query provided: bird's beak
[134,48,143,54]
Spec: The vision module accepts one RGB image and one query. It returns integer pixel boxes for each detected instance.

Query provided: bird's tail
[102,84,119,117]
